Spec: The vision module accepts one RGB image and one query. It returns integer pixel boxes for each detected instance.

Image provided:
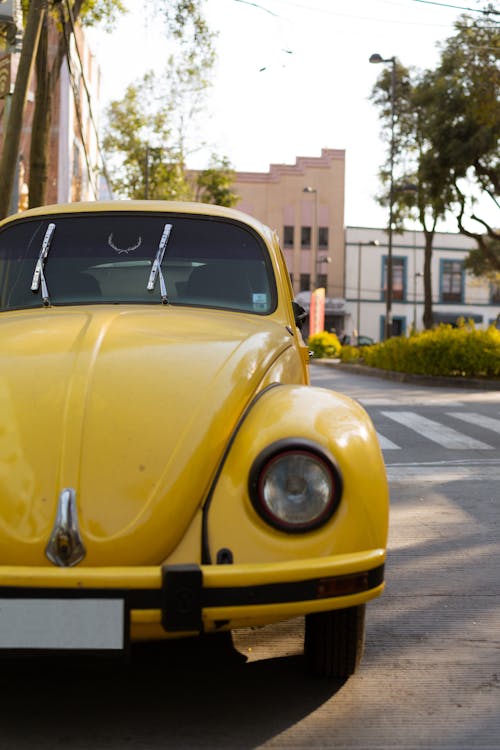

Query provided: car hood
[0,306,292,565]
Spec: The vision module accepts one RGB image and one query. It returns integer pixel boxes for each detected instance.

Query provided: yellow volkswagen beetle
[0,201,388,677]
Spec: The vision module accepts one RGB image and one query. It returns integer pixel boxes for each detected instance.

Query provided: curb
[311,359,500,392]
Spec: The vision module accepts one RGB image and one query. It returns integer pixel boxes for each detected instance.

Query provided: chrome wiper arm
[147,223,172,304]
[31,222,55,306]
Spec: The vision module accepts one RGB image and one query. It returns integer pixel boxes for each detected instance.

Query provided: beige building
[233,149,347,333]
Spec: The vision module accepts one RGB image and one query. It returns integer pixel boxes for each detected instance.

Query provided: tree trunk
[0,0,46,219]
[28,0,85,208]
[422,230,434,329]
[28,12,51,208]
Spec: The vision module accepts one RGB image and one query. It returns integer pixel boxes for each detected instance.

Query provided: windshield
[0,212,276,314]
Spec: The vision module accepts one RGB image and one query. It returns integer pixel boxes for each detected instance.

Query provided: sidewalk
[312,358,500,391]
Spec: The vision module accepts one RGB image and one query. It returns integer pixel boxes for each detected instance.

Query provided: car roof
[0,201,276,246]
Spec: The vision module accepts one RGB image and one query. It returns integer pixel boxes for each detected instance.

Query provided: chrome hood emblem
[45,488,86,567]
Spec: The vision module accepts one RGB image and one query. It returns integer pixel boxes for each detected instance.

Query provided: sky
[89,0,487,230]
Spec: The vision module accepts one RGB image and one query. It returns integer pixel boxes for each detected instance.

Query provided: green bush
[362,322,500,379]
[308,331,341,359]
[339,344,363,363]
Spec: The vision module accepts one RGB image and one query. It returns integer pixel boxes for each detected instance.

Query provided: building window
[301,226,311,249]
[318,227,329,248]
[300,273,310,291]
[283,225,294,248]
[441,260,463,302]
[289,272,294,285]
[490,282,500,304]
[317,273,327,290]
[382,256,406,301]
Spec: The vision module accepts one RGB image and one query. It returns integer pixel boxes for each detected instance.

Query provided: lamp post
[370,52,396,340]
[316,254,331,293]
[357,240,379,337]
[413,271,423,330]
[303,186,318,290]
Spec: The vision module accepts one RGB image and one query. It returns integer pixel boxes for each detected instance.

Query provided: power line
[410,0,499,16]
[256,0,498,26]
[59,11,99,199]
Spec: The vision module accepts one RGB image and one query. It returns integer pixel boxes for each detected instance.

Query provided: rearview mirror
[292,301,308,330]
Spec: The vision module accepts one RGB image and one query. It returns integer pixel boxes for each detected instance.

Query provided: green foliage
[361,323,500,379]
[195,155,239,207]
[370,13,500,315]
[308,331,341,359]
[339,345,363,363]
[102,3,235,205]
[79,0,127,30]
[464,237,500,277]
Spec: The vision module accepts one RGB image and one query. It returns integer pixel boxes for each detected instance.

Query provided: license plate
[0,598,125,650]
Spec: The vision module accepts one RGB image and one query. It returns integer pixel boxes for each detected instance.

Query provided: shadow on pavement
[0,634,343,749]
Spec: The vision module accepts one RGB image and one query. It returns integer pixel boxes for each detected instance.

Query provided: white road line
[386,463,500,483]
[380,411,494,450]
[447,411,500,436]
[376,432,401,450]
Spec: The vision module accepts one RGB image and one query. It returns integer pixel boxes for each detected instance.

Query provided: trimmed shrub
[308,331,341,359]
[339,344,363,363]
[362,322,500,379]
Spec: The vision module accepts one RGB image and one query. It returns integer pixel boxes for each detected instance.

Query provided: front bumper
[0,550,385,645]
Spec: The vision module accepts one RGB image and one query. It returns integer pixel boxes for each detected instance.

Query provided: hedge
[308,331,341,359]
[310,322,500,379]
[361,322,500,379]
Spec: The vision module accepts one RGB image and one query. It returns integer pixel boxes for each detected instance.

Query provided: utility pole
[0,0,46,219]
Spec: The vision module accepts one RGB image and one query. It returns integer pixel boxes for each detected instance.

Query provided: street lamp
[316,255,331,293]
[370,52,396,340]
[413,271,423,330]
[357,240,379,337]
[303,186,318,290]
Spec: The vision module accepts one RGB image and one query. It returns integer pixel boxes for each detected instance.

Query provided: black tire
[304,604,366,678]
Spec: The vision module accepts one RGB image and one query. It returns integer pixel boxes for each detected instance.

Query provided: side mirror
[292,301,308,330]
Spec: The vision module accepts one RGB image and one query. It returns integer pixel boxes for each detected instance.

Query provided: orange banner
[310,287,325,335]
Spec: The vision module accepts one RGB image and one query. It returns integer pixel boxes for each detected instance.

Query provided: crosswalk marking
[376,432,401,450]
[380,411,494,450]
[447,411,500,436]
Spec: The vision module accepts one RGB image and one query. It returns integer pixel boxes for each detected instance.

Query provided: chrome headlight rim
[248,438,343,533]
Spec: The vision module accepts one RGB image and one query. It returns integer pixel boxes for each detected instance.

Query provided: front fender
[205,385,389,565]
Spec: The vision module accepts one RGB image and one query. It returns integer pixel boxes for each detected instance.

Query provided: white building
[344,226,500,342]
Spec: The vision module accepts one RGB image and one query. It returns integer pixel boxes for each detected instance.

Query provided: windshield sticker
[253,293,267,312]
[108,233,142,255]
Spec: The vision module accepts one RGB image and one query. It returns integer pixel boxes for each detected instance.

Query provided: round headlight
[249,440,342,532]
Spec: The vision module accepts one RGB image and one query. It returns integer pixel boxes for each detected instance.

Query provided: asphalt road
[1,367,499,749]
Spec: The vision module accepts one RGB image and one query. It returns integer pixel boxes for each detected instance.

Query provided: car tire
[304,604,366,678]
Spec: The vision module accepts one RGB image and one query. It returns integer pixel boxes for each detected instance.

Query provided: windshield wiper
[31,223,55,306]
[147,223,172,304]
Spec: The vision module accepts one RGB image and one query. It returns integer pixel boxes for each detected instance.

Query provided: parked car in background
[341,333,375,347]
[0,201,388,678]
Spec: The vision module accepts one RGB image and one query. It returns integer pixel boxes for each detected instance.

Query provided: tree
[422,13,499,271]
[0,0,46,219]
[371,61,449,329]
[28,1,126,207]
[0,0,214,216]
[102,70,191,200]
[102,11,237,207]
[195,155,239,207]
[103,69,238,206]
[371,10,500,329]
